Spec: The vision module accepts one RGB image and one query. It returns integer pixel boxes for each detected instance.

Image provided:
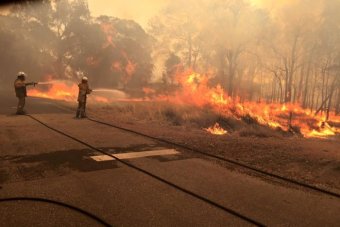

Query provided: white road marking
[91,155,115,161]
[90,149,180,161]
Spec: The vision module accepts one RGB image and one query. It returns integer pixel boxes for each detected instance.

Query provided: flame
[27,69,340,139]
[28,82,78,102]
[100,22,137,85]
[152,69,340,138]
[28,80,116,104]
[306,122,337,138]
[163,69,229,107]
[205,123,228,135]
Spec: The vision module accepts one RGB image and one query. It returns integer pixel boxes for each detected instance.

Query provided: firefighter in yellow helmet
[14,72,37,115]
[76,76,92,118]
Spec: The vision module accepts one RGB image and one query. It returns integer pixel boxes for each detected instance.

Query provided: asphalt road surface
[1,94,340,226]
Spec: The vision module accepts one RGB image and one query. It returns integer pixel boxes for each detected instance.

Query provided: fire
[306,122,337,138]
[308,129,335,138]
[28,81,78,102]
[27,69,340,139]
[163,69,229,107]
[205,123,228,135]
[28,80,116,104]
[153,69,340,138]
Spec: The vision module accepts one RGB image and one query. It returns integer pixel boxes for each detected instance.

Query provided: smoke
[0,0,339,121]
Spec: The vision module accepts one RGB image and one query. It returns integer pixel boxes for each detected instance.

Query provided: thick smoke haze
[0,0,339,117]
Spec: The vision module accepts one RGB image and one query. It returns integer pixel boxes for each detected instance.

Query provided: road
[0,94,340,226]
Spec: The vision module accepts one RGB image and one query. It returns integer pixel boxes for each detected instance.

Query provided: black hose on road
[0,197,112,227]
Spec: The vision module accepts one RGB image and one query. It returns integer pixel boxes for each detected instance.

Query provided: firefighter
[14,72,37,115]
[76,76,92,118]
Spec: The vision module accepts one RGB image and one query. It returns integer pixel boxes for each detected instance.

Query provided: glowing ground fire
[205,123,228,135]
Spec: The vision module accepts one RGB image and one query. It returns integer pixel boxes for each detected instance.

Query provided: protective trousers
[17,97,25,114]
[76,101,87,118]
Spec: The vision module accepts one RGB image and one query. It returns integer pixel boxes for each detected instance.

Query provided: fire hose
[0,197,112,227]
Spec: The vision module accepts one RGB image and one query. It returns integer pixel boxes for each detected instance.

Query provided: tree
[164,52,181,85]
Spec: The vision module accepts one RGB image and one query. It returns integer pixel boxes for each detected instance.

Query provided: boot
[16,110,26,115]
[76,110,80,118]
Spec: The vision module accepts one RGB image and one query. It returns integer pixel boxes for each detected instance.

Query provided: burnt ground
[88,104,340,192]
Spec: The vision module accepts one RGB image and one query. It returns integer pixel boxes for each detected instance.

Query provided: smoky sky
[87,0,171,28]
[86,0,294,28]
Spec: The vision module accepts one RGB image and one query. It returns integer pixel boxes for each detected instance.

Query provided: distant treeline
[0,0,339,116]
[149,0,340,116]
[0,0,153,90]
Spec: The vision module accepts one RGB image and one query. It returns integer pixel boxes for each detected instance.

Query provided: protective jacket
[77,83,91,102]
[14,79,27,98]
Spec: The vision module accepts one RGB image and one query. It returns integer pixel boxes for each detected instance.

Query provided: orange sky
[87,0,296,28]
[87,0,171,28]
[0,1,296,27]
[249,0,296,8]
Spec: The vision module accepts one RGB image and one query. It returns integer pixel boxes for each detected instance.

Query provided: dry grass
[237,125,284,138]
[90,101,287,138]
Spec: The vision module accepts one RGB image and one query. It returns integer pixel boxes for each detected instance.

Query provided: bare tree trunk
[326,88,334,121]
[192,47,200,70]
[336,88,340,115]
[227,52,236,97]
[286,34,299,103]
[297,64,304,103]
[302,62,311,108]
[187,34,192,68]
[235,68,244,98]
[310,69,317,112]
[316,74,338,118]
[293,84,298,103]
[284,59,290,103]
[218,50,226,90]
[315,91,332,118]
[271,78,276,103]
[320,61,329,114]
[314,93,321,114]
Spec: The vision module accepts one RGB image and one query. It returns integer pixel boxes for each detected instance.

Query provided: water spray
[36,81,54,85]
[91,89,119,93]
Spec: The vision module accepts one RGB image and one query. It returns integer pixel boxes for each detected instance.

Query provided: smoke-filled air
[1,0,340,138]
